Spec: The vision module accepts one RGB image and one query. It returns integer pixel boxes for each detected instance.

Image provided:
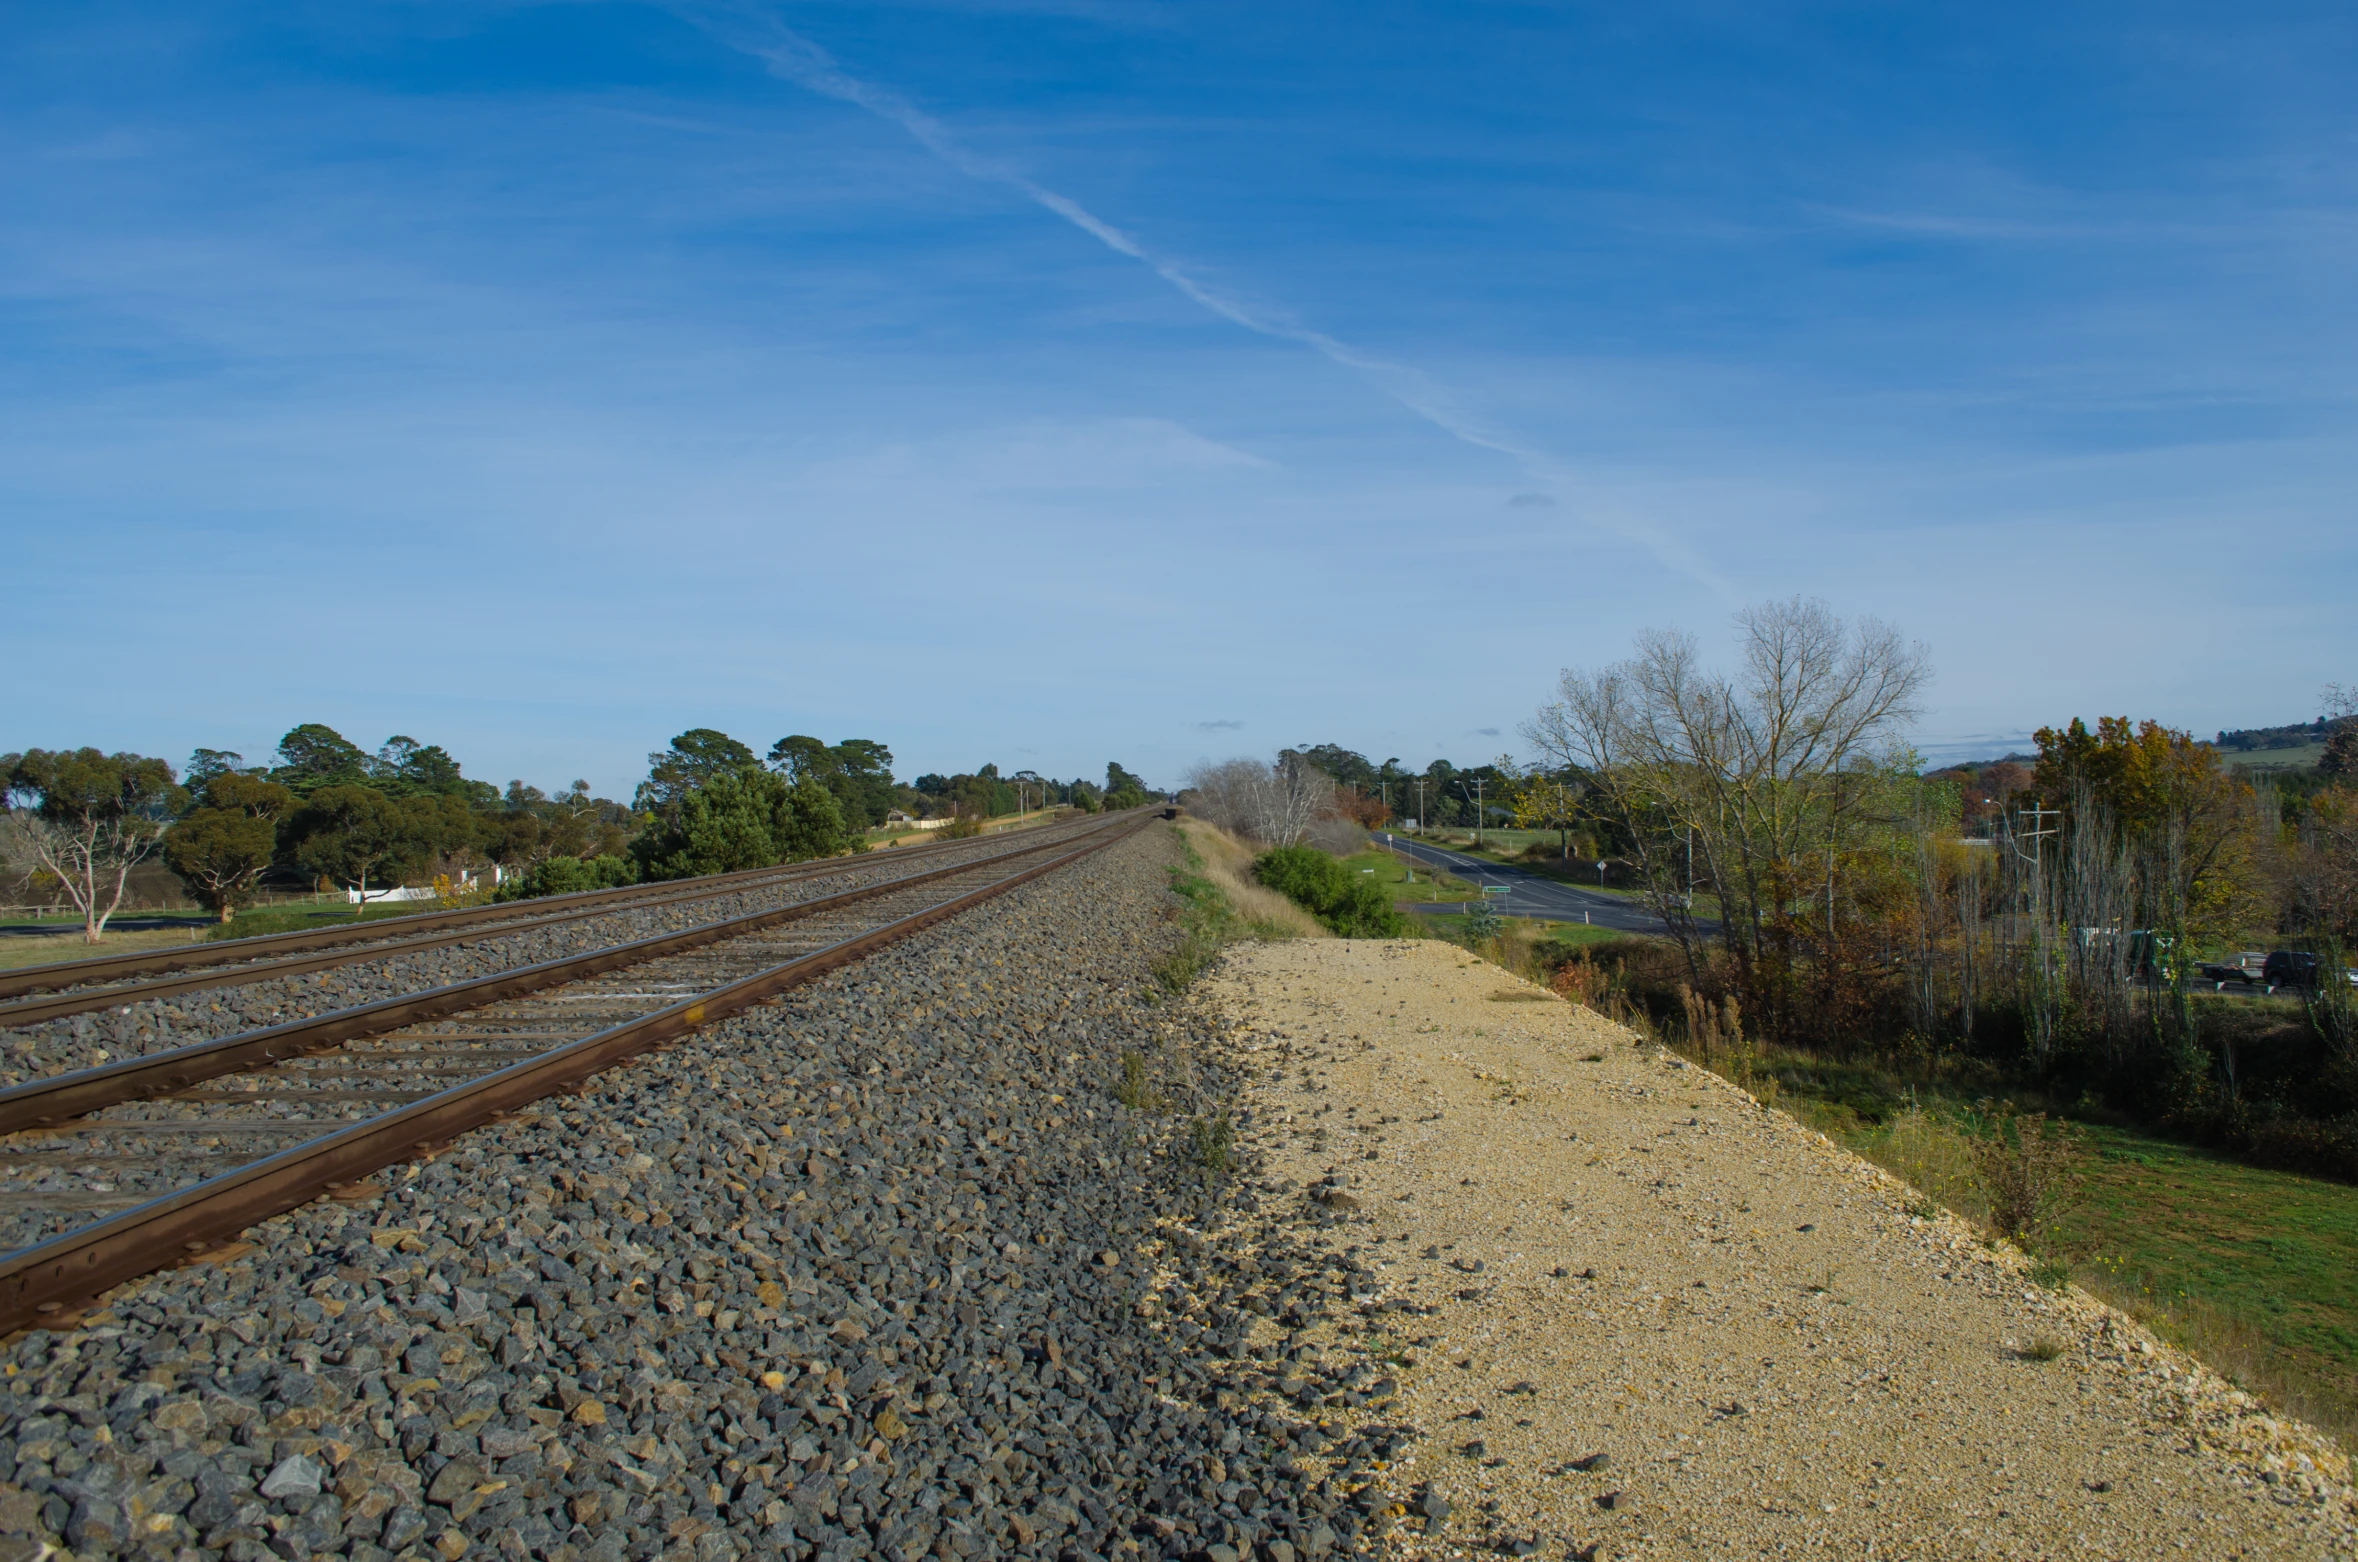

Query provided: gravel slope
[1186,938,2358,1561]
[0,827,1409,1562]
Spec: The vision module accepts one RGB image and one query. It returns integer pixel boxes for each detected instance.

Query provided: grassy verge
[1151,821,1318,995]
[198,902,449,942]
[1342,848,1479,905]
[0,926,212,971]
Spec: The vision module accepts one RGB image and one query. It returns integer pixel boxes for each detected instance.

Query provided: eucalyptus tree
[164,773,293,921]
[2,749,187,941]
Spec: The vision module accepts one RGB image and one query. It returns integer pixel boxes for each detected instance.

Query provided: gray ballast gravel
[0,827,1403,1562]
[0,831,1100,1085]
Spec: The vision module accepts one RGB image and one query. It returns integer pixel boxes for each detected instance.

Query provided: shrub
[495,853,639,902]
[1253,845,1405,937]
[1967,1108,2084,1247]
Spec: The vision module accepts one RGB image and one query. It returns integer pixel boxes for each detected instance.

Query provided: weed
[1115,1051,1165,1114]
[1150,933,1223,996]
[1868,1105,1987,1227]
[2023,1334,2067,1362]
[1966,1107,2085,1248]
[2030,1256,2073,1292]
[1188,1114,1235,1179]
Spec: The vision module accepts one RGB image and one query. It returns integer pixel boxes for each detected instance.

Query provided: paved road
[1381,834,1700,934]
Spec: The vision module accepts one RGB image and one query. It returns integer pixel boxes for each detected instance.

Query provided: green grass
[0,910,211,932]
[1151,827,1243,995]
[1529,921,1631,953]
[0,926,212,971]
[198,902,444,942]
[2066,1125,2358,1435]
[1343,849,1480,904]
[1411,912,1638,967]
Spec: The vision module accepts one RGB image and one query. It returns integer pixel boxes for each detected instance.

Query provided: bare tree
[1182,755,1338,847]
[1524,597,1931,1035]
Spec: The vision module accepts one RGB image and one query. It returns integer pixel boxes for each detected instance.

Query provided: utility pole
[2012,802,2060,873]
[1414,778,1426,833]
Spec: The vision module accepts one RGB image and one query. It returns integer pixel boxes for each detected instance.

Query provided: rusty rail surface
[0,811,1155,1334]
[0,816,1104,1027]
[0,810,1088,1003]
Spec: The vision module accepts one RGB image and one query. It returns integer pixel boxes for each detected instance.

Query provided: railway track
[0,812,1108,1028]
[0,808,1154,1334]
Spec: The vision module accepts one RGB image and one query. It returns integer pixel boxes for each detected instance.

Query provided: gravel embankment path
[0,827,1412,1562]
[1,835,1089,1086]
[1184,939,2358,1560]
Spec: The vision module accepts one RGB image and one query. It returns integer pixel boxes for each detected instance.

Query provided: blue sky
[6,1,2353,796]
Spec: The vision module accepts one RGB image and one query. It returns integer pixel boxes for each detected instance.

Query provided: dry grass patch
[1173,820,1325,939]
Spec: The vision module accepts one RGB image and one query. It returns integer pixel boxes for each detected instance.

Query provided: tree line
[1520,602,2358,1175]
[1186,603,2357,1175]
[1,726,1157,941]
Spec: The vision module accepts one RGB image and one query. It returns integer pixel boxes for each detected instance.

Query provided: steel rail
[0,817,1106,1028]
[0,812,1152,1334]
[0,812,1088,1002]
[0,816,1132,1133]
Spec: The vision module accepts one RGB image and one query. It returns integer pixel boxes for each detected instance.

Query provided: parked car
[2262,950,2358,991]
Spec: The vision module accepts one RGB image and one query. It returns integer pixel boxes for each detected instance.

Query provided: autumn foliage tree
[2031,716,2250,942]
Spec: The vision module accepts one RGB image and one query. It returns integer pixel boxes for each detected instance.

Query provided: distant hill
[1924,716,2345,777]
[2215,718,2336,753]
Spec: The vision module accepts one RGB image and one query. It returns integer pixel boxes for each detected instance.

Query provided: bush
[1252,845,1405,937]
[494,853,639,902]
[1967,1108,2084,1247]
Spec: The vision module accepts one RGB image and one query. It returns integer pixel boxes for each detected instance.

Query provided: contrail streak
[686,6,1727,593]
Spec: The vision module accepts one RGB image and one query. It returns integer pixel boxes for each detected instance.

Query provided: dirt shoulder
[1186,937,2358,1561]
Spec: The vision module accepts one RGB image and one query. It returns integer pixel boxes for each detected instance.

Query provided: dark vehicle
[2262,950,2358,991]
[2198,951,2269,990]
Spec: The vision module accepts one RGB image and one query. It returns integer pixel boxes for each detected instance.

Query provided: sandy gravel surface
[1190,938,2358,1561]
